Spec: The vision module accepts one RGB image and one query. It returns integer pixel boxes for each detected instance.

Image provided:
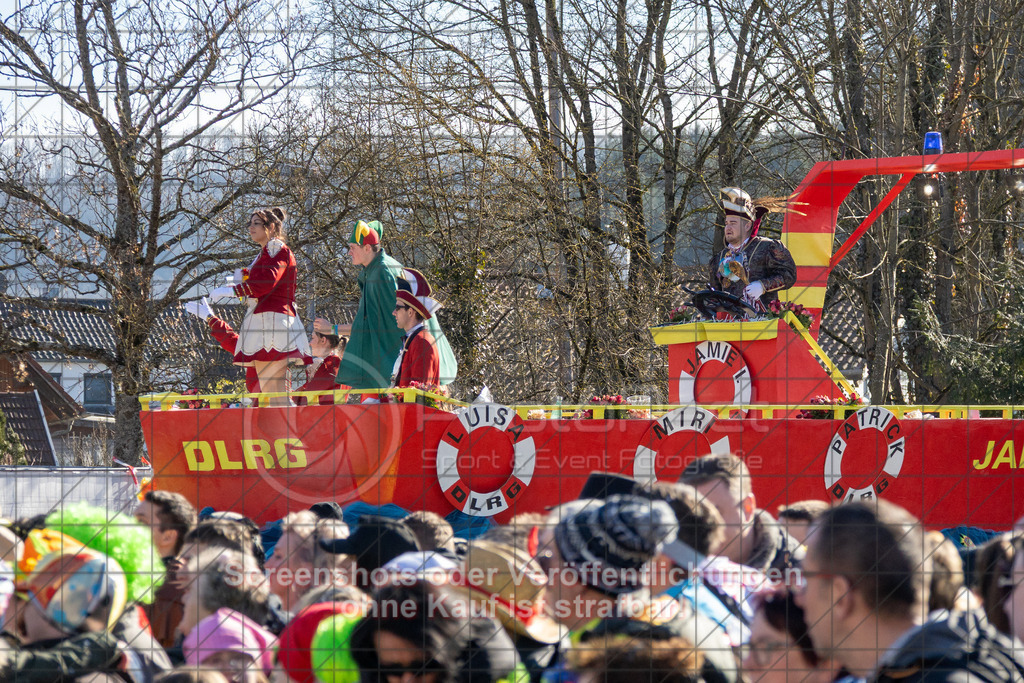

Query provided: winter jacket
[872,610,1024,682]
[709,235,797,306]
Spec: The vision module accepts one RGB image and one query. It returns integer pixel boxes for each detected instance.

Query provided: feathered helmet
[721,187,795,237]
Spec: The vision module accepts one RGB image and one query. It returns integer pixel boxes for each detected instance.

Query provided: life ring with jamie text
[436,403,536,517]
[678,340,752,414]
[824,406,905,502]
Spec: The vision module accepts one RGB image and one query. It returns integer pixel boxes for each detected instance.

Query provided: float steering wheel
[690,289,759,319]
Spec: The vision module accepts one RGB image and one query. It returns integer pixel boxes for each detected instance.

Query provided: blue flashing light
[924,131,943,155]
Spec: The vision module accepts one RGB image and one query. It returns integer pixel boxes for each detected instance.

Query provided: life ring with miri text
[436,403,536,517]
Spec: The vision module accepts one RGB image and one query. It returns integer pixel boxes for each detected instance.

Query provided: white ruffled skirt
[233,302,312,366]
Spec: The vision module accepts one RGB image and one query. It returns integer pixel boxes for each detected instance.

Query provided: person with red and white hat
[708,188,796,308]
[391,272,441,388]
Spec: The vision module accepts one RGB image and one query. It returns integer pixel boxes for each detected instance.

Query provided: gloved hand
[184,297,214,320]
[225,269,246,287]
[744,281,765,301]
[209,286,236,302]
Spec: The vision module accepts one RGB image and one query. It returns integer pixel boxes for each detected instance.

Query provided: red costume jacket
[208,316,260,395]
[295,355,345,405]
[232,240,299,316]
[394,326,440,388]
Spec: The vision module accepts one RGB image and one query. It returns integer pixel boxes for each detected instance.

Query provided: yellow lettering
[183,441,214,472]
[242,439,274,469]
[275,438,307,469]
[973,441,995,470]
[992,440,1017,470]
[214,441,243,471]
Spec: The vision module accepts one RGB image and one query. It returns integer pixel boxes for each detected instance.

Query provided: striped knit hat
[554,494,678,595]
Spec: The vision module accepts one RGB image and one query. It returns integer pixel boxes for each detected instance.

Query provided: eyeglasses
[792,568,843,594]
[394,304,410,311]
[378,661,440,680]
[742,640,792,667]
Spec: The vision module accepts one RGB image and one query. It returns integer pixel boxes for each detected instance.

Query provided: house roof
[0,298,205,364]
[0,354,83,423]
[0,391,57,465]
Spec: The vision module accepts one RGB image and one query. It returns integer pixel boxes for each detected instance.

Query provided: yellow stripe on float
[782,232,833,266]
[780,286,827,309]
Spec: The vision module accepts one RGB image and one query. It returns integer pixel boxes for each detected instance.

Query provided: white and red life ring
[436,403,536,517]
[824,406,905,502]
[678,341,752,412]
[633,406,732,483]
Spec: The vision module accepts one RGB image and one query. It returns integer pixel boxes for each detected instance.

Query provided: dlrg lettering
[182,438,307,471]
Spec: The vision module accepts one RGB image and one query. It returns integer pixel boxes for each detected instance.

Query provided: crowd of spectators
[1,453,1023,682]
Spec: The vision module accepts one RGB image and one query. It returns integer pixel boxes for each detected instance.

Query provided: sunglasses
[394,304,411,311]
[377,661,440,679]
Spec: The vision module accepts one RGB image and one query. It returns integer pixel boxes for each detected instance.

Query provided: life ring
[678,341,752,414]
[436,403,536,517]
[824,406,905,502]
[633,406,731,483]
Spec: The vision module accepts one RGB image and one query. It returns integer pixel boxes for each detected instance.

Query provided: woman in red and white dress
[212,207,311,405]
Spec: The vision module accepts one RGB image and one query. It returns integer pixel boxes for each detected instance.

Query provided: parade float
[141,149,1024,529]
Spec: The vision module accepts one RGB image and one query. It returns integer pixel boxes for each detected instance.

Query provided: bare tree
[0,0,316,463]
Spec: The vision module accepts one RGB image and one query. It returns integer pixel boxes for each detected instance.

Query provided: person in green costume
[315,220,404,389]
[316,220,458,390]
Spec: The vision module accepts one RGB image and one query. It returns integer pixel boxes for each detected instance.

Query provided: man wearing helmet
[709,188,796,308]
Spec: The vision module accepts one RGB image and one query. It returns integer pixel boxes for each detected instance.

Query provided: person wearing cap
[395,267,458,385]
[453,541,566,683]
[294,328,348,405]
[709,188,796,308]
[391,273,441,388]
[315,220,405,390]
[318,515,421,591]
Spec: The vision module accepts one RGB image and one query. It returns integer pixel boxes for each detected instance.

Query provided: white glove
[184,297,214,320]
[744,281,765,301]
[225,269,245,287]
[209,286,236,302]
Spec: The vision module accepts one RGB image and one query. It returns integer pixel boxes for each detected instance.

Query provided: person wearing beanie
[391,272,441,388]
[708,187,796,308]
[539,495,740,683]
[276,601,365,683]
[3,549,155,682]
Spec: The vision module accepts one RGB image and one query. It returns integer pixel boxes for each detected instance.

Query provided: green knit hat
[349,220,384,246]
[311,611,365,683]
